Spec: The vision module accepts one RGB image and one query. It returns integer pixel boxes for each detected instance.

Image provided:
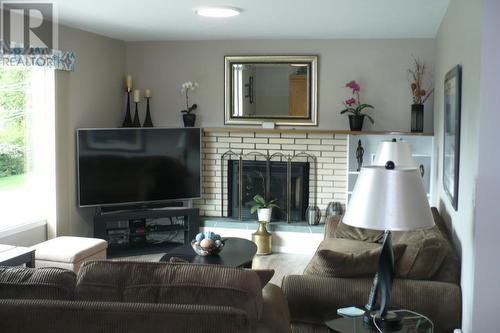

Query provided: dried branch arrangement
[408,56,433,105]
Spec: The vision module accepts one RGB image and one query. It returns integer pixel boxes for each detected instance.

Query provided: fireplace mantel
[203,127,433,136]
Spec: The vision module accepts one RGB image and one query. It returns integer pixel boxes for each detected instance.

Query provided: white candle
[126,75,132,91]
[133,89,140,102]
[144,89,151,98]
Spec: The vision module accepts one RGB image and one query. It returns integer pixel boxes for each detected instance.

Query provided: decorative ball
[215,239,222,247]
[200,238,214,249]
[195,232,204,243]
[204,231,216,240]
[213,234,221,241]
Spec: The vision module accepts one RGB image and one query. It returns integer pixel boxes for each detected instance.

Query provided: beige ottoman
[32,236,107,272]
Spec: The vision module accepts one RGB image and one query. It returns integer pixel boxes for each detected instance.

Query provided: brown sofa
[0,260,290,333]
[282,207,461,333]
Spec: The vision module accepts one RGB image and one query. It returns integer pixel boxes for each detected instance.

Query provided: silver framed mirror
[224,55,318,126]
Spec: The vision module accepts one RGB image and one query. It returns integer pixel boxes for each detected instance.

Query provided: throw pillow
[251,269,274,288]
[168,256,189,263]
[393,226,448,279]
[167,258,274,288]
[0,266,76,300]
[304,238,406,278]
[334,221,385,243]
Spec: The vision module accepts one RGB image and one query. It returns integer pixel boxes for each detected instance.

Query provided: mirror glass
[225,56,317,126]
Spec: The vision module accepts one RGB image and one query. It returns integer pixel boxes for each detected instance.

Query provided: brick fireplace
[194,128,348,222]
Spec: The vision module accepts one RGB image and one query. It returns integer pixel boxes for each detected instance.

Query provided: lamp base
[363,310,402,332]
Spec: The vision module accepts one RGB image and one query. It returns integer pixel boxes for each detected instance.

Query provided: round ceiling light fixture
[196,7,241,18]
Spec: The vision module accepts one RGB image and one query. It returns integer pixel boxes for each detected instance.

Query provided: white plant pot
[257,208,272,222]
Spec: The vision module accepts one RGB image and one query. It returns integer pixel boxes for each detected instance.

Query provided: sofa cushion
[429,208,460,283]
[168,257,274,288]
[252,269,275,288]
[334,221,385,243]
[392,226,449,279]
[304,238,406,277]
[75,260,264,320]
[0,266,76,300]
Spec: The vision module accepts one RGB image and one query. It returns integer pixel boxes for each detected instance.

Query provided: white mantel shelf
[202,127,434,136]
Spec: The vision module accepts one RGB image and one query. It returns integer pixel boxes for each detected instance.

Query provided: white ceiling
[54,0,450,42]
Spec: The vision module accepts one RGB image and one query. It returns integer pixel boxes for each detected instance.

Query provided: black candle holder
[133,101,141,127]
[143,97,153,127]
[122,90,133,127]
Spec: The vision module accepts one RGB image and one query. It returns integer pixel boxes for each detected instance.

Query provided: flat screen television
[77,128,201,207]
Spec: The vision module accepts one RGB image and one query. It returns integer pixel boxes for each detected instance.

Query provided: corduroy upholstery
[76,260,264,320]
[0,299,250,333]
[304,238,406,277]
[282,274,461,333]
[0,266,76,300]
[0,261,289,333]
[282,207,461,333]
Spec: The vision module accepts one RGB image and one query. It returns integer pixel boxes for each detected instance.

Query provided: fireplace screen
[227,160,310,221]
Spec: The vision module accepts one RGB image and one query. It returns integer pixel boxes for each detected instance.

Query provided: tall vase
[122,91,133,127]
[411,104,424,132]
[252,221,272,255]
[143,97,153,127]
[133,102,141,127]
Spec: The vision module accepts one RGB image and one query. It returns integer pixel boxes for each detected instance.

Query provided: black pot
[348,115,365,131]
[411,104,424,132]
[183,113,196,127]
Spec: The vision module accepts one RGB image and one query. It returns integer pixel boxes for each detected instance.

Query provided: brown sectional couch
[0,260,290,333]
[282,207,461,333]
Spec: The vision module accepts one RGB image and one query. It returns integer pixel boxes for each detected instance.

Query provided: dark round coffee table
[160,237,257,268]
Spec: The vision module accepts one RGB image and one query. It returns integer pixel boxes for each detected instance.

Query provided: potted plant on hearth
[340,80,374,131]
[250,194,279,223]
[180,81,198,127]
[408,56,433,132]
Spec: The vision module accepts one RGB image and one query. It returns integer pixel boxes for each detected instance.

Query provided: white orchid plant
[181,81,199,114]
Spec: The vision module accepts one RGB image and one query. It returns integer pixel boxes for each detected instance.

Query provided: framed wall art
[443,65,462,210]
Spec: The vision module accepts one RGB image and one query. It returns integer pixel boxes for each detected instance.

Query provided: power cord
[394,309,434,333]
[370,309,434,333]
[372,315,383,333]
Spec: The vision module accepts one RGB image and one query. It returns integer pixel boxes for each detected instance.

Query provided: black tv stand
[93,207,199,258]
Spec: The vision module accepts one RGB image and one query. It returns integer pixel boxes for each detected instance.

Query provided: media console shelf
[93,207,200,258]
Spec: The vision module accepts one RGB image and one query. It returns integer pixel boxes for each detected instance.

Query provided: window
[0,66,55,231]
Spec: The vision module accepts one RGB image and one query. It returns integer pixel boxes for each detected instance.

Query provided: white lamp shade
[343,166,434,231]
[374,140,416,167]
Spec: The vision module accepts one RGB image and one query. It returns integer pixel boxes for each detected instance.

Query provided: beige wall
[472,0,500,331]
[125,39,436,132]
[432,0,482,331]
[53,25,125,238]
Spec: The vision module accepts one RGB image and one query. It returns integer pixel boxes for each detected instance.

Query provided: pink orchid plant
[340,80,375,124]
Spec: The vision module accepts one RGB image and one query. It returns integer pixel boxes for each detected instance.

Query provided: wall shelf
[346,134,434,205]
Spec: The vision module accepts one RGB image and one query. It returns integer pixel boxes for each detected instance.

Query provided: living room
[0,0,499,332]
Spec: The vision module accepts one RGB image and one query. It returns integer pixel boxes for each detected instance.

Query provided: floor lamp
[342,161,434,330]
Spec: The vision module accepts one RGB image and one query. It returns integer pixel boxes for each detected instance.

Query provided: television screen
[77,128,201,207]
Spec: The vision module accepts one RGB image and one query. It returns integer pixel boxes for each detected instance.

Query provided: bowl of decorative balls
[191,231,225,256]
